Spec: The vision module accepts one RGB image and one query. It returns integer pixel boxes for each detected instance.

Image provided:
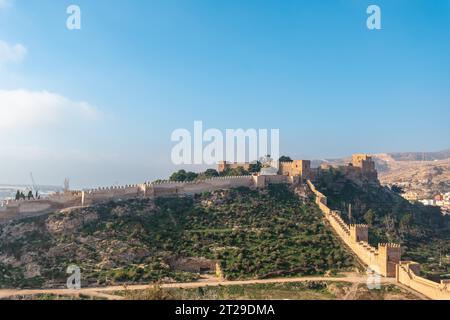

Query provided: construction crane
[64,178,70,193]
[30,172,39,198]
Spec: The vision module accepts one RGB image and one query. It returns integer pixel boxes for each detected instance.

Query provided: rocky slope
[313,149,450,198]
[315,169,449,280]
[377,157,450,199]
[0,185,355,289]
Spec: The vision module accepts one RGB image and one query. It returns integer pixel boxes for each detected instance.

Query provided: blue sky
[0,0,449,187]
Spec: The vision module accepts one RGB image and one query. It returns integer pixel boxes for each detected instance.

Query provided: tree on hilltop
[221,167,250,176]
[248,161,262,173]
[170,170,198,182]
[279,156,293,162]
[364,209,375,226]
[204,169,219,178]
[400,213,414,234]
[391,185,404,194]
[196,169,220,180]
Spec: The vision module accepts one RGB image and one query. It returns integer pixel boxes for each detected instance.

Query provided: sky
[0,0,449,188]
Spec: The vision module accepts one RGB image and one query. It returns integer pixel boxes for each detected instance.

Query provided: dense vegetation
[315,168,450,280]
[0,184,355,289]
[167,166,258,182]
[166,156,293,182]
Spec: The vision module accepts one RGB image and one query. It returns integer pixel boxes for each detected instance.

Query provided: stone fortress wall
[1,155,448,299]
[307,180,450,300]
[217,161,252,173]
[0,174,297,223]
[316,154,379,186]
[396,261,450,300]
[0,158,315,222]
[279,160,311,180]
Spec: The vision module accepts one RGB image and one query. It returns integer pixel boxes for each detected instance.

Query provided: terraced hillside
[0,184,355,289]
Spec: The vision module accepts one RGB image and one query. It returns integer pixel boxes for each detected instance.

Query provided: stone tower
[350,224,369,243]
[377,243,401,277]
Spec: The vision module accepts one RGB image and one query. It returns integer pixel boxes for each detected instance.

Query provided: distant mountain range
[312,149,450,199]
[388,149,450,162]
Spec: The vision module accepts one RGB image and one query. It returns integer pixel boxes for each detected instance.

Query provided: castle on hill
[1,154,379,225]
[0,153,448,300]
[218,154,379,184]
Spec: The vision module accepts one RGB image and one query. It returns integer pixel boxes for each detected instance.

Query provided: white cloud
[0,90,110,186]
[0,41,27,65]
[0,0,13,9]
[0,89,99,132]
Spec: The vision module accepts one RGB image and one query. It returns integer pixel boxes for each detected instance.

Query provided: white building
[444,192,450,202]
[420,199,436,206]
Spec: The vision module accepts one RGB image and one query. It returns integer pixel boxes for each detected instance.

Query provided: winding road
[0,273,415,300]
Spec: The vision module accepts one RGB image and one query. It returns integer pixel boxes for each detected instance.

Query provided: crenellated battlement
[350,224,369,243]
[1,174,448,299]
[350,224,369,228]
[1,174,294,224]
[308,179,403,277]
[378,243,401,248]
[147,175,253,186]
[307,179,449,300]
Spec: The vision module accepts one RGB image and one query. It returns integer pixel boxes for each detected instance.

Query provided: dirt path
[343,282,360,300]
[0,274,398,300]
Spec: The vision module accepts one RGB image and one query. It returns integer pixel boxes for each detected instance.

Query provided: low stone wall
[0,199,64,223]
[180,176,255,195]
[82,185,144,205]
[0,192,84,224]
[145,176,256,198]
[142,175,295,198]
[396,262,450,300]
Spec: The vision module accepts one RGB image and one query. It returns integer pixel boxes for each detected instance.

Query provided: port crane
[30,172,39,198]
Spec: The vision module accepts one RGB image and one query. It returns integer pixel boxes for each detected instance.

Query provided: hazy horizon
[1,0,449,188]
[1,147,449,189]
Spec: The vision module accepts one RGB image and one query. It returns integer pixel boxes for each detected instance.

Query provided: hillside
[0,184,355,289]
[312,149,450,198]
[389,149,450,162]
[315,169,450,280]
[378,158,450,198]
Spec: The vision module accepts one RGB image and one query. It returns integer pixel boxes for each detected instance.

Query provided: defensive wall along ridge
[0,155,369,223]
[1,171,448,299]
[307,180,450,300]
[0,175,298,223]
[81,175,296,203]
